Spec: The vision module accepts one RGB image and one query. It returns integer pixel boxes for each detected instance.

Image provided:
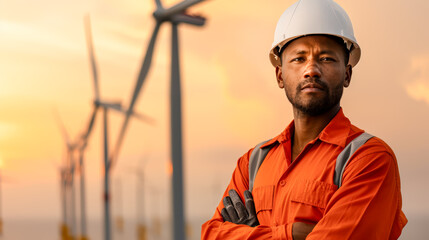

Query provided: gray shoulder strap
[334,132,374,188]
[248,139,272,192]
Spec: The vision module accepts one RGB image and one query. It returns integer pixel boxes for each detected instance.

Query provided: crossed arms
[221,189,314,240]
[201,148,405,240]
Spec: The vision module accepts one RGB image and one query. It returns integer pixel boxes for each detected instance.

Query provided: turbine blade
[127,22,161,116]
[83,105,99,141]
[154,0,163,9]
[84,14,100,101]
[132,112,156,125]
[102,100,154,123]
[52,108,71,147]
[110,22,161,167]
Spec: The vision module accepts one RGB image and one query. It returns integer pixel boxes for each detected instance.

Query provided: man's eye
[321,57,336,62]
[291,57,304,62]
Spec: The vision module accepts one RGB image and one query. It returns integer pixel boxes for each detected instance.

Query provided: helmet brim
[269,34,361,67]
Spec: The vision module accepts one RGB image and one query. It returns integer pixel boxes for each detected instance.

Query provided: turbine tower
[110,1,206,239]
[59,167,69,240]
[155,2,206,239]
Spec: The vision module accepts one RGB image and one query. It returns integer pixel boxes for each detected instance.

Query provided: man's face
[276,35,352,116]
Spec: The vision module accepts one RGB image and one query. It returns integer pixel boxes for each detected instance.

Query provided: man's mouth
[301,83,325,93]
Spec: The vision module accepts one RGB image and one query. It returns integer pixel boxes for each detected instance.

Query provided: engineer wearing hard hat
[202,0,407,239]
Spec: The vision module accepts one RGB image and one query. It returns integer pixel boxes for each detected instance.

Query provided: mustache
[297,78,328,91]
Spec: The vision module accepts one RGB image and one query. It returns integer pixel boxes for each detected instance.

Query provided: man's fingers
[223,196,239,223]
[228,189,242,204]
[235,201,248,222]
[244,190,257,217]
[222,189,260,227]
[221,208,232,222]
[228,189,248,220]
[244,190,253,200]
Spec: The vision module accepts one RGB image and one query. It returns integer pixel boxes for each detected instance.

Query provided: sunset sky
[0,0,428,237]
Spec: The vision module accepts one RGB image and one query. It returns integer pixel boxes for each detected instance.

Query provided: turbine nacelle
[171,12,206,26]
[94,99,122,111]
[153,0,206,26]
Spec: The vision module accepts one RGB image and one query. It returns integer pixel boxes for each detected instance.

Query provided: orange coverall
[201,109,407,239]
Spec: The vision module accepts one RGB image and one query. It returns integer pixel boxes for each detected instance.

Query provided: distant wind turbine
[59,167,69,240]
[54,110,78,240]
[126,158,148,240]
[109,1,206,239]
[154,1,206,239]
[83,15,154,240]
[53,16,105,240]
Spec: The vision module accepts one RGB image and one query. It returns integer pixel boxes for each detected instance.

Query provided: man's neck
[291,105,340,161]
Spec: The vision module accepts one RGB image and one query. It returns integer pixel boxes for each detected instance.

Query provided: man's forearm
[202,218,315,240]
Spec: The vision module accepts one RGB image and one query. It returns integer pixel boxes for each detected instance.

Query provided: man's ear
[276,66,284,89]
[344,64,352,88]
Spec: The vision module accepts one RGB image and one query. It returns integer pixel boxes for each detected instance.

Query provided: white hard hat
[269,0,360,67]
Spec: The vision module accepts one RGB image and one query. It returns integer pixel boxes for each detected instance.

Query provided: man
[201,0,407,239]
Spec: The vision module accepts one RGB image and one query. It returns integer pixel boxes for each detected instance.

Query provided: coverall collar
[261,108,353,149]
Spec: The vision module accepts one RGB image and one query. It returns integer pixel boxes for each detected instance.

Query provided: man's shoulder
[345,130,397,167]
[343,123,397,169]
[361,136,396,158]
[241,135,283,165]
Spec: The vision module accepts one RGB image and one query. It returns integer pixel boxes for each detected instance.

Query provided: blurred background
[0,0,428,239]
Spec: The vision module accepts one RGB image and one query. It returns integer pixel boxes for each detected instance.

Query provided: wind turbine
[113,177,124,234]
[59,167,69,240]
[52,17,102,240]
[53,15,130,240]
[109,1,206,239]
[84,15,154,240]
[125,158,148,240]
[52,17,102,239]
[76,139,91,240]
[155,1,206,240]
[54,110,79,240]
[135,162,146,240]
[55,103,99,240]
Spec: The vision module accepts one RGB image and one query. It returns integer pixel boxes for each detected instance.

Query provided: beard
[286,78,344,116]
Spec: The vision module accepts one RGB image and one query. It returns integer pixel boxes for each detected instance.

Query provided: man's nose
[303,60,321,78]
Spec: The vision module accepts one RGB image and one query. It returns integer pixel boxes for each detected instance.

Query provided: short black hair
[278,35,350,66]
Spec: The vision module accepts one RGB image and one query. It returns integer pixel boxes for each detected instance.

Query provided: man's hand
[221,189,259,227]
[292,222,316,240]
